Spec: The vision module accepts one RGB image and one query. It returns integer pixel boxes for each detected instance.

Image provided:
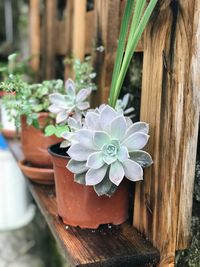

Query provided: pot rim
[21,112,50,120]
[48,142,70,160]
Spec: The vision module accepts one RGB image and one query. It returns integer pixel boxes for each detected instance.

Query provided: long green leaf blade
[111,0,158,107]
[109,0,135,106]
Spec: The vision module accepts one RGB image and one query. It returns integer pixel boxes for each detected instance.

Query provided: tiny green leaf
[44,125,56,136]
[55,125,69,138]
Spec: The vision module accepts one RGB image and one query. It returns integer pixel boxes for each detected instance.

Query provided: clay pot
[20,113,61,168]
[48,143,129,229]
[18,159,54,185]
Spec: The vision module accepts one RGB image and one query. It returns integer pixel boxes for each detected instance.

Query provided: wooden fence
[29,0,200,266]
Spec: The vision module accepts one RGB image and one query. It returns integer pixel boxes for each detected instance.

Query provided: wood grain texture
[8,139,159,267]
[29,0,40,72]
[72,0,87,60]
[85,11,95,55]
[44,0,56,79]
[92,0,120,105]
[55,21,68,55]
[133,1,200,266]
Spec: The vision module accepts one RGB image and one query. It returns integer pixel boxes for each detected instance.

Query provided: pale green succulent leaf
[93,131,110,149]
[56,110,68,124]
[65,79,76,96]
[76,88,92,102]
[85,165,108,186]
[48,104,62,114]
[68,117,81,130]
[67,159,88,174]
[74,172,86,185]
[68,143,95,161]
[74,129,94,149]
[60,140,71,148]
[86,151,104,169]
[94,173,117,197]
[49,93,66,106]
[123,159,143,182]
[99,105,118,131]
[130,150,153,167]
[109,161,124,186]
[125,122,149,138]
[122,132,149,152]
[85,112,100,130]
[117,146,129,162]
[110,115,127,140]
[76,101,90,111]
[103,154,117,165]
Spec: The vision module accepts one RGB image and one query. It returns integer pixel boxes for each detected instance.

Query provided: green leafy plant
[0,53,35,82]
[64,57,97,91]
[109,0,158,107]
[0,75,64,128]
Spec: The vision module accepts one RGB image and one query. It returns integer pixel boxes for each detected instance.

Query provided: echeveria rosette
[67,105,153,197]
[48,79,92,124]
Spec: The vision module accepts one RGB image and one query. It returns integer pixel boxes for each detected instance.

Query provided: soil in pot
[48,143,130,229]
[20,113,61,168]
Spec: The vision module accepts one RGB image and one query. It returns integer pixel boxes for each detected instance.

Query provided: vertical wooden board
[64,0,74,79]
[29,0,40,72]
[133,0,200,265]
[92,0,120,105]
[176,0,200,248]
[44,0,56,79]
[55,21,68,55]
[72,0,87,60]
[85,11,95,55]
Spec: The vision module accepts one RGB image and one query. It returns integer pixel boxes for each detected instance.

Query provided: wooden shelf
[8,139,160,267]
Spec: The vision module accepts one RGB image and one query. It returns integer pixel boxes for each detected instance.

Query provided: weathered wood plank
[133,0,200,265]
[72,0,87,60]
[176,0,200,249]
[29,0,40,72]
[85,11,95,55]
[92,0,120,105]
[55,21,67,55]
[44,0,56,79]
[64,0,74,79]
[7,139,160,267]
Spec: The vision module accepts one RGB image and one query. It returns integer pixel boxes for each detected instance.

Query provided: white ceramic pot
[0,134,35,230]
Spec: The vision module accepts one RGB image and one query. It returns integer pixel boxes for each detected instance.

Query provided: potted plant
[0,58,97,184]
[0,53,34,137]
[48,0,157,228]
[0,75,65,183]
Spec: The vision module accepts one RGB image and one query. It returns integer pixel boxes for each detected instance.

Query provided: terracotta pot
[48,143,129,229]
[21,113,61,168]
[18,159,54,185]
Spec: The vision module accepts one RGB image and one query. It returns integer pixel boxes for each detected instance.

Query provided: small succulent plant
[48,79,92,124]
[115,93,135,118]
[66,105,152,197]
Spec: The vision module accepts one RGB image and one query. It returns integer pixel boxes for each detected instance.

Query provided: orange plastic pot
[48,143,129,229]
[20,113,61,168]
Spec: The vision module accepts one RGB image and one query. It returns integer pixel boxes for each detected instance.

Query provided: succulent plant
[115,93,135,118]
[48,79,92,124]
[66,105,152,197]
